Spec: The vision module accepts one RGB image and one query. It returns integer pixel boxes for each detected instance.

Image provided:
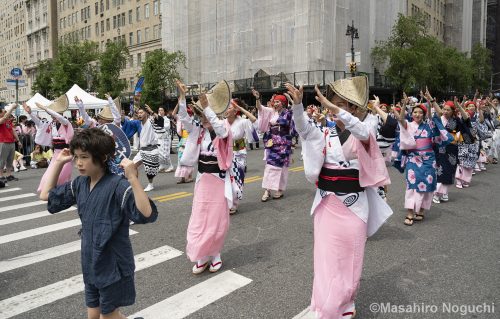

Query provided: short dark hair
[19,115,27,122]
[69,128,115,169]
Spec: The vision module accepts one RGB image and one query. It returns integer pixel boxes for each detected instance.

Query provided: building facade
[57,0,162,94]
[487,0,499,91]
[0,0,29,103]
[407,0,447,41]
[25,0,59,98]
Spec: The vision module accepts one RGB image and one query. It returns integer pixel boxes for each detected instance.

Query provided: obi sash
[410,138,432,153]
[198,154,224,174]
[317,167,364,193]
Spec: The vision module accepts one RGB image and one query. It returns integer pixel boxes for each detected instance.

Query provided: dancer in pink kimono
[286,77,393,319]
[22,102,74,192]
[176,80,233,275]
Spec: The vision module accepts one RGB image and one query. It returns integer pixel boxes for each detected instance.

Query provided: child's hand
[120,158,138,180]
[56,148,73,164]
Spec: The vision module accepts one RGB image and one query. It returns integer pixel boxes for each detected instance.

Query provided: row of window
[59,2,160,31]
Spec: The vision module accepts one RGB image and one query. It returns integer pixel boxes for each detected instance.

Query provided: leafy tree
[371,14,492,95]
[95,41,129,97]
[470,43,492,92]
[50,41,99,96]
[31,59,54,99]
[141,49,186,107]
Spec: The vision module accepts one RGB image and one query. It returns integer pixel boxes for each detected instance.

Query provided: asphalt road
[0,145,499,319]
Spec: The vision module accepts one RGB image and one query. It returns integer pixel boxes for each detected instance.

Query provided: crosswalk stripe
[129,270,252,319]
[0,219,81,245]
[289,166,304,172]
[152,192,190,201]
[0,187,22,194]
[158,193,193,202]
[0,207,76,226]
[0,200,46,213]
[0,230,138,274]
[292,308,315,319]
[0,245,183,319]
[0,193,36,202]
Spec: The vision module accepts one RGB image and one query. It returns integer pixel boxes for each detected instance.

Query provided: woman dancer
[396,93,453,225]
[286,78,392,319]
[433,97,471,203]
[455,101,480,188]
[23,102,74,192]
[176,80,233,274]
[174,103,194,184]
[224,99,257,214]
[252,89,295,201]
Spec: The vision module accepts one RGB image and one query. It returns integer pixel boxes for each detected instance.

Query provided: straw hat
[327,76,369,109]
[47,94,69,113]
[97,106,114,121]
[194,80,231,115]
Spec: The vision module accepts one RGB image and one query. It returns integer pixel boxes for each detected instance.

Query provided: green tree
[31,59,54,99]
[50,41,99,96]
[141,49,186,106]
[470,43,492,92]
[371,13,482,95]
[95,41,129,97]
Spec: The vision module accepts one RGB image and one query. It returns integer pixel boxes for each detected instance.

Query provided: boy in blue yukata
[40,128,158,319]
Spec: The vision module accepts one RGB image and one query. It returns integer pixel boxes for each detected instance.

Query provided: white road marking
[0,245,183,319]
[129,270,252,319]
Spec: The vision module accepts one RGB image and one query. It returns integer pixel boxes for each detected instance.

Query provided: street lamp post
[345,20,359,77]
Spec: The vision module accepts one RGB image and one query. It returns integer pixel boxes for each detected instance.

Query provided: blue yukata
[47,173,158,313]
[398,115,453,211]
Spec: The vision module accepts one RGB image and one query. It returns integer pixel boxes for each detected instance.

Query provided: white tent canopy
[25,93,51,111]
[65,84,108,109]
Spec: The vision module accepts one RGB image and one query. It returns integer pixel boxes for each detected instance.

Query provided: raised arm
[105,94,122,126]
[175,79,197,132]
[454,96,469,120]
[74,96,95,127]
[424,87,441,118]
[370,95,388,123]
[199,93,227,138]
[0,103,17,124]
[37,102,70,126]
[252,88,262,112]
[40,148,73,201]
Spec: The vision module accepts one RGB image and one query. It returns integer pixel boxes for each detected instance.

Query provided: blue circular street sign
[11,68,22,77]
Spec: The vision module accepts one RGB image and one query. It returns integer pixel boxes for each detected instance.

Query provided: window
[144,27,149,41]
[136,7,140,21]
[106,0,109,10]
[106,18,110,30]
[144,4,150,18]
[95,23,98,36]
[101,20,104,33]
[113,15,116,28]
[137,30,141,44]
[130,77,134,89]
[129,32,133,45]
[153,0,159,15]
[128,10,132,24]
[95,2,98,15]
[153,25,159,39]
[137,53,142,65]
[121,13,125,26]
[100,0,104,12]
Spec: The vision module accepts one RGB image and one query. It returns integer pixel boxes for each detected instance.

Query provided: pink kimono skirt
[404,189,433,212]
[311,194,367,319]
[455,165,473,183]
[186,173,229,262]
[175,165,194,179]
[37,148,73,193]
[262,164,289,191]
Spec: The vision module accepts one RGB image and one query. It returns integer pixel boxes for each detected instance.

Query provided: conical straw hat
[97,106,114,121]
[47,94,69,113]
[327,76,369,109]
[195,80,231,115]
